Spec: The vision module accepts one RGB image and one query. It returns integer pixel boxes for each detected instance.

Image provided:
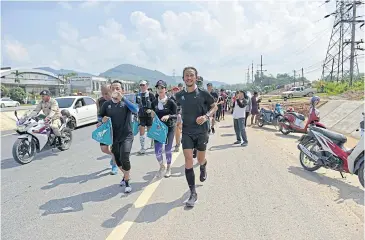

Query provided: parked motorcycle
[12,110,73,164]
[297,115,364,187]
[278,96,325,135]
[258,103,284,128]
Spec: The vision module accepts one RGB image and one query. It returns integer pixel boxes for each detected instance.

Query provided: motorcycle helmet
[310,96,320,106]
[61,109,71,117]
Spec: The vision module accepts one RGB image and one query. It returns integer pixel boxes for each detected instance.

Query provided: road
[1,115,363,240]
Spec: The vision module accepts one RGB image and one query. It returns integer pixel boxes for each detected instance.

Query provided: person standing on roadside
[175,67,217,207]
[98,80,139,193]
[171,86,182,152]
[96,84,118,175]
[250,91,261,125]
[244,91,252,127]
[207,83,218,134]
[232,90,248,146]
[147,80,177,178]
[136,80,156,154]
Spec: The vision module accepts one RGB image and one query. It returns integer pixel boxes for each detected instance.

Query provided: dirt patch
[260,101,327,118]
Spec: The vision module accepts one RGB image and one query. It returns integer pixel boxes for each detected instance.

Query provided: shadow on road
[130,150,155,157]
[1,151,59,170]
[288,166,364,206]
[275,133,301,140]
[102,187,203,228]
[41,168,111,190]
[220,133,236,137]
[208,143,242,151]
[39,184,121,216]
[219,125,233,129]
[257,126,279,133]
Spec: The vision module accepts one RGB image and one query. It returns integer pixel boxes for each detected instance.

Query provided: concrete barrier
[319,100,364,139]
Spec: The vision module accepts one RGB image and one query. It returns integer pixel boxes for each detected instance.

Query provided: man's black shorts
[182,132,209,151]
[139,117,153,127]
[111,137,133,170]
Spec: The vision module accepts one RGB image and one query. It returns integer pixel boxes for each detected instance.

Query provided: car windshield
[55,98,75,108]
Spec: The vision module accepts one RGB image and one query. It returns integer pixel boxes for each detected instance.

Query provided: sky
[1,0,364,84]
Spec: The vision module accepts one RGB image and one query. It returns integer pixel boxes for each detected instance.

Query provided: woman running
[147,80,177,178]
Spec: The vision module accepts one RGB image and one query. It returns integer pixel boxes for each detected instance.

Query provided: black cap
[40,90,51,96]
[155,80,167,88]
[207,83,212,86]
[178,83,183,87]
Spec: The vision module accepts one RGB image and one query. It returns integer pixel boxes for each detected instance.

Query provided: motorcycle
[12,110,73,164]
[257,103,284,128]
[297,115,364,187]
[278,105,326,135]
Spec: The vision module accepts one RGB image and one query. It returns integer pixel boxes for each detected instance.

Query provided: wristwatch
[205,114,210,120]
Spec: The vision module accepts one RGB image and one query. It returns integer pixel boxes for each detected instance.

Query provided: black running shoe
[211,127,215,134]
[193,148,197,158]
[200,161,207,182]
[186,192,198,207]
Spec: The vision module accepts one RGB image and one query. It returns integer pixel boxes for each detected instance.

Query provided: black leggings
[111,137,133,171]
[245,112,250,127]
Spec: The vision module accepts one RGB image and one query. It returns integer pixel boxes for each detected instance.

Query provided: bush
[314,81,364,95]
[9,87,26,103]
[1,85,9,97]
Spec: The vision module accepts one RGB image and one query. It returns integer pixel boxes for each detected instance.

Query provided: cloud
[58,1,72,10]
[3,40,30,63]
[79,0,100,9]
[3,0,356,83]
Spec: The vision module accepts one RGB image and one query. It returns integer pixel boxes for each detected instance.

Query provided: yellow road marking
[105,151,182,240]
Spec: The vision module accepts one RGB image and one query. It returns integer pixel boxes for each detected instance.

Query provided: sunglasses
[140,84,146,87]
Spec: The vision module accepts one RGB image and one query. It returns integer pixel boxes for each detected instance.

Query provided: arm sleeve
[168,100,178,119]
[123,97,139,113]
[47,100,59,118]
[98,101,107,122]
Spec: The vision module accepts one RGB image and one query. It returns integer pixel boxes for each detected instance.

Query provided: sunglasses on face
[140,84,146,87]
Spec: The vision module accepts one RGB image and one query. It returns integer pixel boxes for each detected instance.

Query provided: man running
[136,80,156,154]
[207,83,218,134]
[98,80,138,193]
[175,67,217,207]
[96,84,118,175]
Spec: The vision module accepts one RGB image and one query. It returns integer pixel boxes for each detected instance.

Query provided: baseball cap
[40,90,51,96]
[178,83,183,87]
[155,80,167,88]
[207,83,213,87]
[139,80,148,85]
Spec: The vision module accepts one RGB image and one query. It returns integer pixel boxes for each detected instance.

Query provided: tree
[1,85,9,97]
[9,87,26,103]
[12,70,24,86]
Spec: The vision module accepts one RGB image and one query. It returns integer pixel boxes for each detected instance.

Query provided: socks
[140,135,145,149]
[185,168,196,193]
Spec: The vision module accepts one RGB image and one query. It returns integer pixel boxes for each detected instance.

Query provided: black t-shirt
[98,100,133,141]
[136,92,156,117]
[151,98,177,128]
[176,88,215,134]
[209,92,219,101]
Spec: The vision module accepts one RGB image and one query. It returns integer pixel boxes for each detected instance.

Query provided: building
[0,68,69,96]
[70,76,134,95]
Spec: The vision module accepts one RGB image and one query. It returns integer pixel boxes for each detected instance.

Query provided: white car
[55,96,97,130]
[0,98,20,108]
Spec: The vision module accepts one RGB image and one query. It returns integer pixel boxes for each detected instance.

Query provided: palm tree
[12,70,24,87]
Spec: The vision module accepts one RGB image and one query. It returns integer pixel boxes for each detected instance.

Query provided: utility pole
[293,70,296,86]
[302,68,304,86]
[349,0,356,86]
[247,66,250,84]
[257,55,267,85]
[251,61,254,84]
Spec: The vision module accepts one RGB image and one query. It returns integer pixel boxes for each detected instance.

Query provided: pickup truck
[281,86,316,99]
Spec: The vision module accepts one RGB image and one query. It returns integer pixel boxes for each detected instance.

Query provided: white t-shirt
[232,99,246,119]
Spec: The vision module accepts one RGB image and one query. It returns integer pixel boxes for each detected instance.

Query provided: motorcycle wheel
[299,141,322,172]
[279,119,291,135]
[358,163,364,187]
[67,117,76,130]
[258,117,264,127]
[12,138,37,164]
[58,128,73,151]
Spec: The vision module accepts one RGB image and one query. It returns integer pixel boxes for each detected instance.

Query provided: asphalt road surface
[1,116,363,240]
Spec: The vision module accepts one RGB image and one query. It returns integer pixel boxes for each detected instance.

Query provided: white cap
[139,80,148,85]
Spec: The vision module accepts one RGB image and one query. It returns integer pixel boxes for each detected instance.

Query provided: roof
[0,68,65,83]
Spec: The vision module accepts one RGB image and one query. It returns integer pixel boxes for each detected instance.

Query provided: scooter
[258,103,284,128]
[297,115,364,187]
[278,106,326,135]
[12,110,73,164]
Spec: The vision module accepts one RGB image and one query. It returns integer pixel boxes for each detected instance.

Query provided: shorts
[182,132,209,151]
[111,137,133,171]
[139,117,153,127]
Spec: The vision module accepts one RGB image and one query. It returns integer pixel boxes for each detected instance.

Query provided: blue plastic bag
[147,115,168,144]
[132,119,139,136]
[92,118,113,146]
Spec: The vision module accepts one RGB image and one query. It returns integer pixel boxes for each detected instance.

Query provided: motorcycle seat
[261,108,273,114]
[288,112,305,121]
[311,126,347,144]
